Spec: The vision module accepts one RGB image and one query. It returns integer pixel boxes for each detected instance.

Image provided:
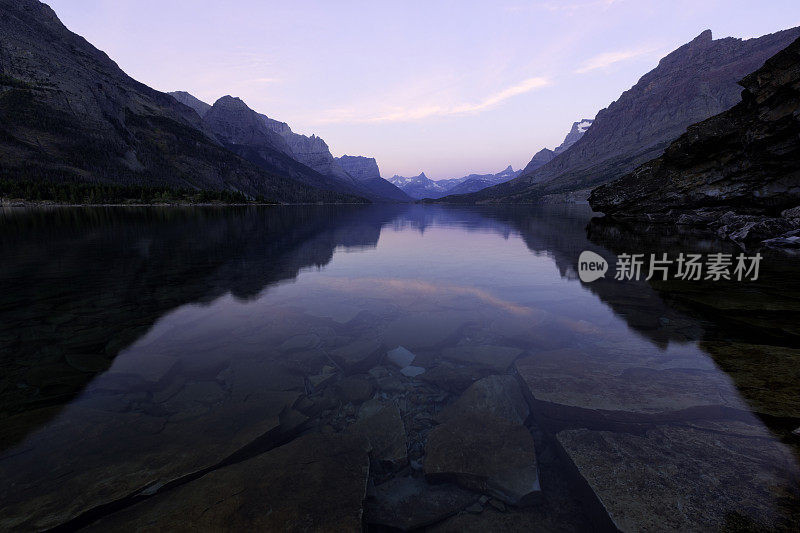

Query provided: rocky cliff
[519,149,556,176]
[336,155,381,181]
[442,27,800,204]
[170,91,211,118]
[195,96,367,195]
[170,91,413,200]
[517,119,593,177]
[337,155,411,202]
[553,119,593,154]
[589,36,800,247]
[0,0,357,203]
[258,114,357,185]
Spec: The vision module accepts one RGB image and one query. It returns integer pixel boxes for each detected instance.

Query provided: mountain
[0,0,360,203]
[199,95,364,194]
[589,36,800,247]
[522,149,556,174]
[515,118,593,177]
[264,124,356,185]
[170,92,411,201]
[336,156,411,202]
[444,166,522,196]
[553,119,593,154]
[388,172,445,199]
[170,91,358,187]
[171,91,211,117]
[389,167,520,199]
[440,27,800,204]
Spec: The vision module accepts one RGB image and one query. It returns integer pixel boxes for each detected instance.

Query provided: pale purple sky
[47,0,800,180]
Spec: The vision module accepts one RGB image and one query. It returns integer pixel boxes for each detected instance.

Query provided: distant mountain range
[389,118,593,199]
[438,27,800,204]
[388,167,518,200]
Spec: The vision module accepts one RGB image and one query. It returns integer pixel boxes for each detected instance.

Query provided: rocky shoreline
[589,36,800,249]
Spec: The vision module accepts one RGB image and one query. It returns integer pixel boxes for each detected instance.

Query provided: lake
[1,205,798,531]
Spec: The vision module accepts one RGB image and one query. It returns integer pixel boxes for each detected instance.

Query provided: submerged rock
[329,339,384,373]
[441,345,524,372]
[352,400,408,468]
[438,375,529,425]
[334,375,375,404]
[424,413,540,506]
[84,433,371,531]
[383,311,473,349]
[400,365,426,378]
[514,347,742,415]
[0,389,301,530]
[419,363,494,393]
[366,476,478,530]
[387,346,416,368]
[556,425,800,532]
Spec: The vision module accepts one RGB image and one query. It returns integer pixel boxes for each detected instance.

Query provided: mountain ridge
[437,26,800,204]
[0,0,362,203]
[589,35,800,246]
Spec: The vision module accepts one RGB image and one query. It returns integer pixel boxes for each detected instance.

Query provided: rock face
[198,95,367,196]
[336,155,381,181]
[0,0,355,203]
[84,433,371,531]
[517,119,594,177]
[337,155,412,202]
[442,27,800,203]
[589,36,800,246]
[170,90,211,117]
[271,128,356,185]
[172,92,409,202]
[520,149,556,176]
[553,119,594,154]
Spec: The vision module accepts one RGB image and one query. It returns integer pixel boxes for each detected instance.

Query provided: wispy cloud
[506,0,621,15]
[318,76,551,124]
[574,46,660,73]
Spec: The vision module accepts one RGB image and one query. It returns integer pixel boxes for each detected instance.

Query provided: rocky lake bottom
[0,205,798,531]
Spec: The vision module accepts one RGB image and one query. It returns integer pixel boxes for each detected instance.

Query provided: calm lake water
[1,205,798,531]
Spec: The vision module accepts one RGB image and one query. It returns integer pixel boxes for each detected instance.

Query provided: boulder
[352,400,408,468]
[329,339,383,373]
[556,425,800,532]
[387,346,416,368]
[438,375,529,425]
[441,346,523,372]
[334,375,374,404]
[400,365,426,378]
[424,413,540,506]
[84,433,371,531]
[366,476,478,530]
[383,311,472,349]
[419,363,494,393]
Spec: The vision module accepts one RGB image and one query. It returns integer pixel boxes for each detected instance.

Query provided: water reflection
[0,205,798,531]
